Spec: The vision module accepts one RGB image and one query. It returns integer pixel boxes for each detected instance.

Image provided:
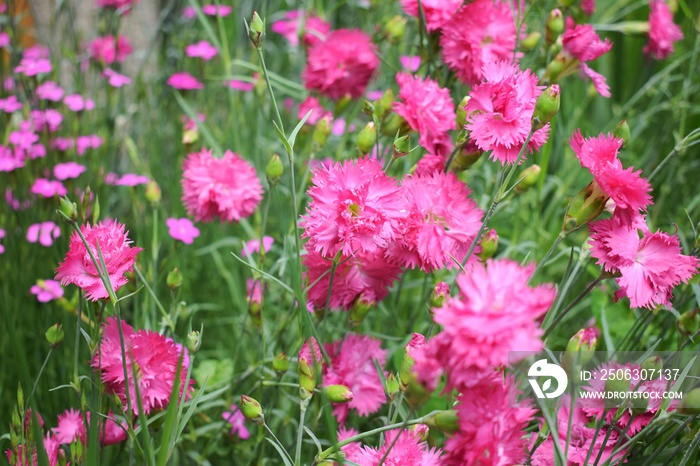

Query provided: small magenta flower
[31,179,67,198]
[201,4,232,16]
[185,40,219,61]
[241,236,274,257]
[103,69,132,88]
[36,81,64,101]
[399,55,421,72]
[54,162,87,181]
[166,217,200,245]
[645,0,684,60]
[114,173,150,186]
[0,228,5,254]
[64,94,95,112]
[31,280,64,303]
[167,72,204,90]
[222,405,250,439]
[271,10,330,47]
[0,95,23,113]
[14,57,52,76]
[27,221,61,247]
[90,35,133,64]
[225,79,254,92]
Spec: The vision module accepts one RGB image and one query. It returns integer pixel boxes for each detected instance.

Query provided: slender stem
[255,48,284,134]
[528,232,566,285]
[27,349,53,404]
[263,422,294,465]
[295,398,309,466]
[543,275,606,338]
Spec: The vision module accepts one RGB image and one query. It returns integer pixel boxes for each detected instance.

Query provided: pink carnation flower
[92,317,193,415]
[76,135,104,155]
[442,374,535,466]
[0,228,4,254]
[400,0,462,31]
[303,29,379,100]
[440,0,519,85]
[399,55,421,72]
[298,96,330,126]
[185,40,218,61]
[27,221,61,247]
[55,220,142,301]
[645,0,684,60]
[31,179,67,198]
[582,0,596,14]
[323,334,387,424]
[0,32,9,48]
[103,68,132,88]
[0,146,25,173]
[14,57,52,76]
[181,149,263,223]
[36,81,65,101]
[271,10,331,47]
[52,408,86,444]
[30,279,64,302]
[166,217,200,244]
[0,95,23,113]
[222,405,250,439]
[90,35,133,64]
[167,72,204,90]
[300,157,404,257]
[415,259,556,391]
[201,4,232,16]
[393,72,456,156]
[589,215,698,308]
[242,236,274,257]
[466,62,550,164]
[64,94,95,112]
[97,0,138,13]
[561,23,613,97]
[345,429,442,466]
[386,172,483,272]
[53,162,86,180]
[304,249,401,311]
[31,109,63,133]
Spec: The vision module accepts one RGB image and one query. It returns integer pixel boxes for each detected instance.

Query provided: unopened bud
[167,268,183,289]
[324,385,354,403]
[678,309,700,335]
[393,133,411,159]
[186,330,201,354]
[613,120,630,148]
[349,292,375,327]
[456,96,470,129]
[383,15,407,42]
[515,165,542,194]
[298,337,322,399]
[426,410,459,434]
[641,356,663,373]
[430,282,450,309]
[334,95,352,115]
[266,153,284,185]
[400,333,425,388]
[145,181,161,206]
[272,352,290,373]
[386,373,400,399]
[477,229,499,261]
[563,181,608,233]
[381,113,407,137]
[376,89,395,119]
[532,85,560,131]
[81,186,92,221]
[361,100,375,118]
[631,395,649,414]
[545,57,565,83]
[604,376,629,398]
[248,11,265,48]
[59,196,78,221]
[411,424,430,441]
[521,32,542,51]
[312,114,333,149]
[546,9,564,45]
[45,323,64,349]
[562,327,598,374]
[678,388,700,415]
[240,395,264,423]
[450,142,483,172]
[357,122,377,155]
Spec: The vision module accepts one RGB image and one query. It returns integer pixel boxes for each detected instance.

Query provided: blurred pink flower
[466,61,549,164]
[441,0,519,85]
[323,334,387,424]
[90,35,133,64]
[24,44,50,59]
[299,336,323,368]
[166,217,200,244]
[36,81,65,101]
[103,68,132,87]
[64,94,95,112]
[222,405,250,439]
[394,72,456,156]
[52,409,85,444]
[14,57,52,76]
[0,146,25,172]
[201,4,232,16]
[225,79,254,92]
[185,40,218,61]
[76,134,104,155]
[271,10,330,47]
[96,0,138,13]
[55,219,142,301]
[303,29,379,100]
[114,173,149,186]
[181,149,263,223]
[345,429,442,466]
[167,72,204,90]
[31,179,67,197]
[399,55,421,72]
[241,236,274,257]
[30,280,64,302]
[415,153,446,176]
[31,109,63,132]
[0,32,9,48]
[645,0,684,60]
[298,96,329,126]
[246,278,263,307]
[0,95,23,113]
[52,137,74,152]
[0,228,5,254]
[387,172,482,272]
[400,0,462,31]
[9,122,39,150]
[27,221,61,246]
[582,0,596,14]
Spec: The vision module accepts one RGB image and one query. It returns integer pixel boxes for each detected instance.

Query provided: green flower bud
[45,323,64,349]
[430,282,450,309]
[81,186,92,222]
[450,142,483,172]
[59,196,78,221]
[562,327,598,375]
[166,268,183,289]
[544,57,565,83]
[266,153,284,185]
[515,164,542,194]
[145,181,161,206]
[312,115,333,149]
[361,100,375,118]
[678,309,700,335]
[272,352,290,373]
[248,11,265,48]
[521,31,542,51]
[400,334,425,388]
[532,85,560,131]
[357,122,377,155]
[349,292,374,327]
[677,388,700,415]
[426,410,459,434]
[546,9,564,45]
[334,95,352,115]
[613,120,630,148]
[381,113,407,137]
[324,385,354,403]
[631,395,649,415]
[604,376,630,399]
[641,356,663,374]
[376,89,395,119]
[240,395,264,423]
[392,133,411,159]
[563,181,608,233]
[456,96,470,129]
[383,15,407,43]
[386,373,400,400]
[186,330,201,354]
[477,229,499,261]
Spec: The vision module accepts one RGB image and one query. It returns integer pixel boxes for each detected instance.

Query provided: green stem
[263,422,294,465]
[528,232,566,285]
[543,275,606,339]
[295,398,309,466]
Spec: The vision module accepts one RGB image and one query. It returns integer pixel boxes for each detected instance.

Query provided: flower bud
[678,309,700,335]
[45,323,64,349]
[386,373,400,400]
[641,356,663,374]
[678,388,700,415]
[425,409,459,434]
[400,333,425,388]
[81,186,92,222]
[312,114,333,149]
[240,395,264,423]
[324,385,354,403]
[521,31,542,51]
[272,352,290,373]
[562,327,598,374]
[532,85,560,131]
[430,282,450,309]
[356,122,377,155]
[167,268,183,289]
[145,180,161,206]
[266,153,284,185]
[392,133,411,159]
[411,424,430,441]
[456,96,470,129]
[349,292,375,327]
[515,165,542,194]
[563,181,608,233]
[613,120,630,148]
[248,11,265,48]
[59,196,78,221]
[298,337,322,399]
[186,330,201,354]
[383,15,407,43]
[477,229,499,261]
[450,141,483,172]
[361,100,375,118]
[544,57,565,83]
[546,9,564,45]
[334,95,352,115]
[404,378,431,409]
[381,113,407,137]
[376,89,395,119]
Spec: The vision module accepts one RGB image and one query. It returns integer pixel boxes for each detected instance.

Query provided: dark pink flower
[166,217,200,244]
[222,405,250,439]
[185,40,218,61]
[90,35,133,64]
[562,23,612,63]
[36,81,65,101]
[31,179,67,198]
[30,280,64,302]
[345,429,442,466]
[303,29,379,99]
[27,221,61,247]
[400,0,462,31]
[55,220,143,301]
[271,10,330,47]
[645,0,684,60]
[96,0,138,13]
[181,149,263,223]
[298,96,330,126]
[167,72,204,90]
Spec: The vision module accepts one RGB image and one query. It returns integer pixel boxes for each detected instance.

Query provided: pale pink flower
[64,94,95,112]
[440,0,519,85]
[300,157,403,257]
[30,280,64,302]
[181,149,263,223]
[92,317,193,415]
[90,35,133,64]
[27,221,61,247]
[323,334,387,424]
[271,10,331,47]
[386,172,483,272]
[76,135,104,155]
[345,429,442,466]
[466,62,550,164]
[103,68,131,87]
[225,79,254,92]
[14,57,52,76]
[55,220,143,301]
[645,0,684,60]
[0,95,23,113]
[415,259,556,391]
[222,405,250,439]
[166,217,200,244]
[97,413,128,446]
[52,408,86,444]
[185,40,218,61]
[393,72,456,156]
[399,55,421,72]
[589,215,698,308]
[442,374,535,466]
[201,4,232,16]
[338,427,362,459]
[53,162,86,180]
[241,236,274,257]
[167,72,204,90]
[31,179,67,197]
[303,29,379,99]
[400,0,462,31]
[36,81,65,101]
[304,249,401,311]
